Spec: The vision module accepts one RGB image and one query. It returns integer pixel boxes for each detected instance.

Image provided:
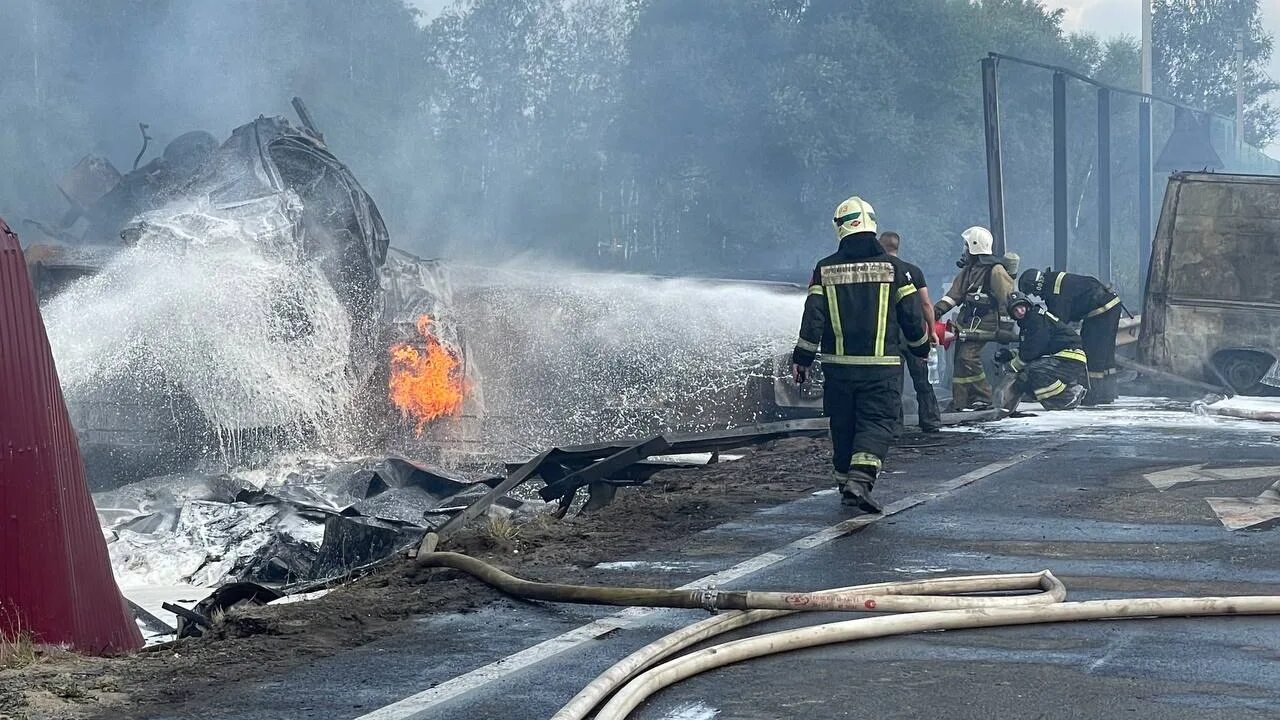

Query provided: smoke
[0,0,424,236]
[43,198,357,447]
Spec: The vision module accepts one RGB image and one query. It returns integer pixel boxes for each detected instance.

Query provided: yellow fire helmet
[833,196,877,240]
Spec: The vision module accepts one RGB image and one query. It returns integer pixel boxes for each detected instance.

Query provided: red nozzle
[934,320,956,350]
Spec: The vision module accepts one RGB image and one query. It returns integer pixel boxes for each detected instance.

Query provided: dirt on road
[0,432,967,720]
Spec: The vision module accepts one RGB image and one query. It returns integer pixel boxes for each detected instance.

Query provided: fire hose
[418,551,1062,613]
[591,595,1280,720]
[416,552,1280,720]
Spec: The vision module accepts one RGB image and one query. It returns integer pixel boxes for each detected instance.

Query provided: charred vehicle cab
[1139,172,1280,395]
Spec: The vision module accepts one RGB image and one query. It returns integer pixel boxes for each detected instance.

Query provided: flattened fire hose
[592,596,1280,720]
[551,570,1064,720]
[417,551,1063,613]
[418,552,1280,720]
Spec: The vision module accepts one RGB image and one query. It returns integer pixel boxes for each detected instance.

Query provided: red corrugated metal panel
[0,218,143,654]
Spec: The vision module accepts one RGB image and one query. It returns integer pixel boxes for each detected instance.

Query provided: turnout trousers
[898,346,941,432]
[1080,305,1121,403]
[1014,356,1089,410]
[950,340,992,409]
[823,364,901,483]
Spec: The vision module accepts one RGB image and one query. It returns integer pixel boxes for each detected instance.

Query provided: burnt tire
[1211,349,1276,395]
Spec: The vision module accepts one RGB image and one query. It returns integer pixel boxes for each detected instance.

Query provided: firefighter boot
[1058,383,1087,410]
[992,374,1021,415]
[1096,374,1117,404]
[837,469,883,515]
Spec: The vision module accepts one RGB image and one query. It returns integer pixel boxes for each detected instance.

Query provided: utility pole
[1142,0,1152,96]
[1138,0,1153,298]
[1236,29,1246,154]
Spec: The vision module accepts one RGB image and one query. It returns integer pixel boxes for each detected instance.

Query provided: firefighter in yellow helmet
[792,196,931,514]
[933,226,1015,410]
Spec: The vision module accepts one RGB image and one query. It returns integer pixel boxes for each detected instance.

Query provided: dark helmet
[1018,268,1047,295]
[1007,291,1035,315]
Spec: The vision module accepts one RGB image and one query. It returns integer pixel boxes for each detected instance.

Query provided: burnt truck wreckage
[19,102,488,598]
[23,101,815,606]
[28,103,463,486]
[1138,172,1280,396]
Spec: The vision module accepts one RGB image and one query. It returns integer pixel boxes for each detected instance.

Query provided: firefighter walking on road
[932,226,1015,410]
[994,292,1089,411]
[1018,268,1121,404]
[792,196,931,514]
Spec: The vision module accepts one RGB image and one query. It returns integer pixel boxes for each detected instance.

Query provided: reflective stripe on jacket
[1042,271,1119,322]
[793,233,929,368]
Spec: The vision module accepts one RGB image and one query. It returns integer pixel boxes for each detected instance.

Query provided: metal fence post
[982,57,1007,255]
[1053,72,1068,270]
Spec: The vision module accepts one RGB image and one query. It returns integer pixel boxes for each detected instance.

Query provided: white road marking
[1144,464,1280,490]
[593,560,704,572]
[662,701,721,719]
[353,446,1053,720]
[1206,494,1280,531]
[1143,466,1280,530]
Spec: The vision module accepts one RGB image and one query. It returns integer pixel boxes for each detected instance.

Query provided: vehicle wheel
[1212,350,1275,394]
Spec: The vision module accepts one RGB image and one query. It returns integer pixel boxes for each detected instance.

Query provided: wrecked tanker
[29,109,470,489]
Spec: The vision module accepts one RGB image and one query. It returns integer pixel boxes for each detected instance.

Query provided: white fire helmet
[961,226,994,255]
[833,196,877,240]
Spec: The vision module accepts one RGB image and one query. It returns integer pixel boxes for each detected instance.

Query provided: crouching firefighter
[792,196,931,514]
[993,292,1089,411]
[1018,268,1122,404]
[933,226,1015,410]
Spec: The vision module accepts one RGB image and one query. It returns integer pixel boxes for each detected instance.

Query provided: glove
[792,363,808,384]
[994,348,1014,365]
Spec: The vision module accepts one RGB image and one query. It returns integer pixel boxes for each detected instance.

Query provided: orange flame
[388,315,468,434]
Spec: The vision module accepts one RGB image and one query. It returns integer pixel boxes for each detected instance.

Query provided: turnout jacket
[934,255,1014,323]
[1039,270,1120,322]
[1010,307,1087,371]
[793,233,930,368]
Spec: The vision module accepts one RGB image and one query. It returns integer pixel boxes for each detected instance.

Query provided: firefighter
[994,291,1089,411]
[879,231,941,433]
[792,196,931,514]
[1018,268,1122,404]
[932,226,1015,411]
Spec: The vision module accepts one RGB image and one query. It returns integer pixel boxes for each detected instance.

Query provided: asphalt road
[154,404,1280,720]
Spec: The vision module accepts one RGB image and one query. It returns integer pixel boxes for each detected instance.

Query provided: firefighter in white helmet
[932,226,1015,410]
[792,196,931,514]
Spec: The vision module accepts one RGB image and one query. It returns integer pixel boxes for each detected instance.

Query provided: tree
[8,0,1255,300]
[1153,0,1279,146]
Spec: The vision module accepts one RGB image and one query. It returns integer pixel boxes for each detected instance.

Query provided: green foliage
[0,0,1276,300]
[1153,0,1279,146]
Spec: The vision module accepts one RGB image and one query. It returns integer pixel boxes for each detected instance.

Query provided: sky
[407,0,451,24]
[1056,0,1280,154]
